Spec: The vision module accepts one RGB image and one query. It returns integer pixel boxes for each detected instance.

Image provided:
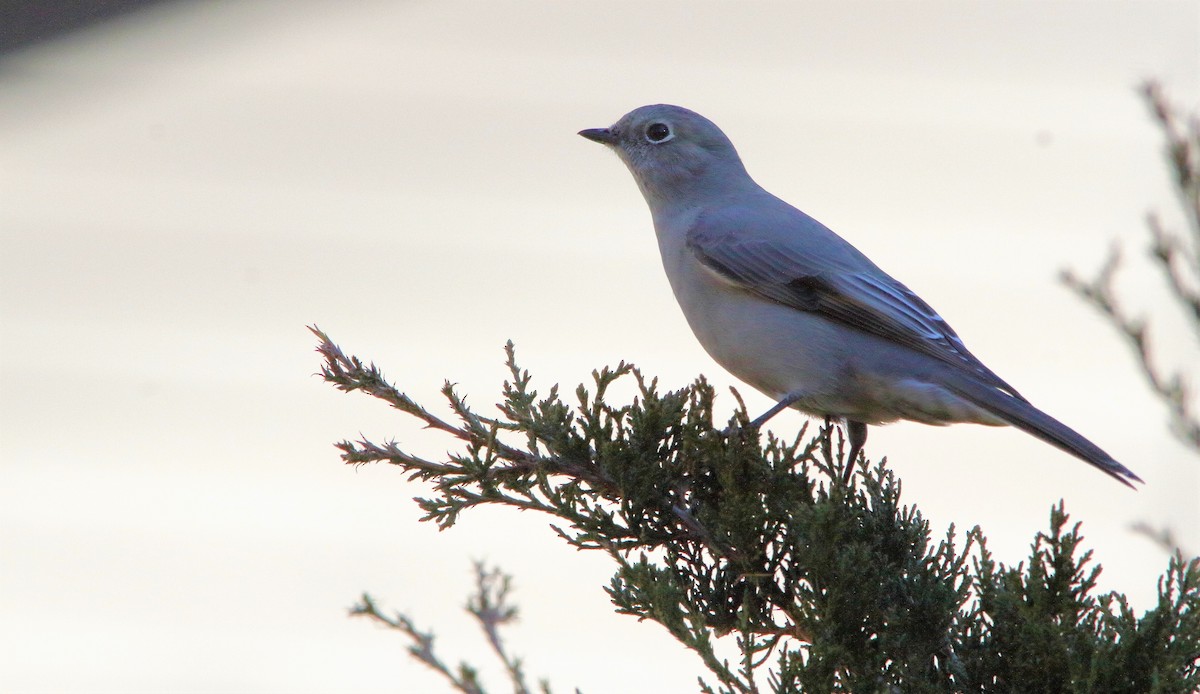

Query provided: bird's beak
[578,128,616,145]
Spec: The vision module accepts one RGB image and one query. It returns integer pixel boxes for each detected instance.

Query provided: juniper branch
[320,327,1200,691]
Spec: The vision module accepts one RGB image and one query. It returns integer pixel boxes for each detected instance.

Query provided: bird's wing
[687,219,1027,401]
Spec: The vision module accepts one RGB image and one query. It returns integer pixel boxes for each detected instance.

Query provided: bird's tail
[944,374,1142,488]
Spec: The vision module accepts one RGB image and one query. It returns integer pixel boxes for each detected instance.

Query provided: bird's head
[579,104,749,204]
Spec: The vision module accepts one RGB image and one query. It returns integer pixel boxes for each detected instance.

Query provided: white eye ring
[644,122,673,144]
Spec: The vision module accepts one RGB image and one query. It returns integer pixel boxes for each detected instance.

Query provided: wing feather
[687,223,1026,401]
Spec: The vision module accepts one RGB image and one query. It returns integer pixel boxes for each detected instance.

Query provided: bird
[579,104,1141,488]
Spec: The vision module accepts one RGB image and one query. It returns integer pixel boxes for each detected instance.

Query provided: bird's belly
[672,268,854,407]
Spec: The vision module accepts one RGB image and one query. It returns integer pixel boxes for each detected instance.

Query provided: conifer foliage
[313,327,1199,693]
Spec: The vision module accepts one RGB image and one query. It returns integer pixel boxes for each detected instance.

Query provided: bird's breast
[660,244,845,401]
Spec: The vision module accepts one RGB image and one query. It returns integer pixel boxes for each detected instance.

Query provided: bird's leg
[842,420,867,483]
[747,392,806,430]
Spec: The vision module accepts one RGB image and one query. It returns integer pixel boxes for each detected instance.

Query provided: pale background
[2,1,1198,692]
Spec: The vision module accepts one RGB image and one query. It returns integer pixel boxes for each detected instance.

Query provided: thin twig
[351,594,487,694]
[1061,253,1200,451]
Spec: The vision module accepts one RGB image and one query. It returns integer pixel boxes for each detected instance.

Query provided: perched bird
[579,104,1140,487]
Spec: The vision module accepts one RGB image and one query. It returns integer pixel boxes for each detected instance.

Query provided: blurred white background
[2,1,1197,691]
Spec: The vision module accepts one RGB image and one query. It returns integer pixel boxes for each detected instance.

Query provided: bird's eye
[645,122,672,143]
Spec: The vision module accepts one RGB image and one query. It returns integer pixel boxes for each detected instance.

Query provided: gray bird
[580,104,1141,488]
